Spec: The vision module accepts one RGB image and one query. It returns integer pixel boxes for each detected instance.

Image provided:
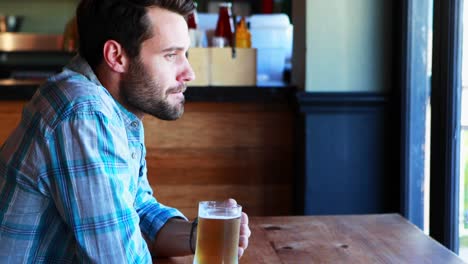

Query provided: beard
[119,57,186,120]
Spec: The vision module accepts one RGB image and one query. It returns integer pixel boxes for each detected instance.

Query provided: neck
[95,64,145,119]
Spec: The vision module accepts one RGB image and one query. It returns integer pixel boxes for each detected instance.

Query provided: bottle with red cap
[187,2,198,29]
[212,2,234,47]
[187,2,201,47]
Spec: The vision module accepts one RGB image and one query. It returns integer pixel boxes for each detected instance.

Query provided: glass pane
[460,89,468,260]
[458,2,468,259]
[424,101,431,235]
[424,1,434,235]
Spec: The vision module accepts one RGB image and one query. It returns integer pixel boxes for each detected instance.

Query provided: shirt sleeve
[42,111,152,263]
[134,152,187,242]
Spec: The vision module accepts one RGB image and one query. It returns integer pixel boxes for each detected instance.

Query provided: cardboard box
[187,47,257,87]
[187,47,210,86]
[210,48,257,86]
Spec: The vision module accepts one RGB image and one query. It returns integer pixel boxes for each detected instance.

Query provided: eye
[165,53,177,60]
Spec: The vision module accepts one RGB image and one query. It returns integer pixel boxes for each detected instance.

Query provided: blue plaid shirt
[0,56,186,263]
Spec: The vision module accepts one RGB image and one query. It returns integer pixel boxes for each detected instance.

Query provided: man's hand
[225,198,251,258]
[238,211,250,258]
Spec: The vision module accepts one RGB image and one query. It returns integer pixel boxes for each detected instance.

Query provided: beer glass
[194,201,242,264]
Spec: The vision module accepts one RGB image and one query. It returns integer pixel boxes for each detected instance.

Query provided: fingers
[240,223,251,237]
[239,234,249,249]
[238,212,251,259]
[238,234,249,258]
[223,199,250,259]
[238,246,245,259]
[224,198,237,206]
[241,212,249,225]
[240,213,251,237]
[239,227,251,252]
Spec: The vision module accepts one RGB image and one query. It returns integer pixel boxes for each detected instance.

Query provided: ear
[102,40,128,73]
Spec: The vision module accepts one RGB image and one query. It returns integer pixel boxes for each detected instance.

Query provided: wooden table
[156,214,465,264]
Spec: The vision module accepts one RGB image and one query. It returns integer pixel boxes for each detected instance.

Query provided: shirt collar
[65,55,142,129]
[65,55,103,87]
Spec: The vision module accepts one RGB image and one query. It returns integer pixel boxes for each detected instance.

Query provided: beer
[194,202,242,264]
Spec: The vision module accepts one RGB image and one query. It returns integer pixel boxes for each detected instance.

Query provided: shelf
[0,82,296,103]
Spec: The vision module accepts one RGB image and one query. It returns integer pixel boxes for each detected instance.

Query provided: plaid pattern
[0,56,185,263]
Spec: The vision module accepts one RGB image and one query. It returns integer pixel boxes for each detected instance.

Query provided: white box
[249,14,293,86]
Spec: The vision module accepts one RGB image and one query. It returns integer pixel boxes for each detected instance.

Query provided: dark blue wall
[297,92,399,215]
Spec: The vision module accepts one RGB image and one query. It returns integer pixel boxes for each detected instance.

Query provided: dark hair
[76,0,195,69]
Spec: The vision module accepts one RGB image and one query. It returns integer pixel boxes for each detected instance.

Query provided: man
[0,0,250,262]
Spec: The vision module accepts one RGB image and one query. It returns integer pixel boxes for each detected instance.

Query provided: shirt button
[131,121,138,128]
[131,152,137,159]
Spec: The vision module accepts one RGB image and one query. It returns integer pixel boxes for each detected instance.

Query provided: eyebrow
[161,46,186,52]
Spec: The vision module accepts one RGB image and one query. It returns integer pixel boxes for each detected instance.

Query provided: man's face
[120,7,194,120]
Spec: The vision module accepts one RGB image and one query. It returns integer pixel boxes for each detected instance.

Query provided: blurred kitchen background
[0,0,76,34]
[0,0,291,33]
[0,0,294,86]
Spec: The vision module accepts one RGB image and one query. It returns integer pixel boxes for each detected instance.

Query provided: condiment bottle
[235,16,251,48]
[212,2,234,47]
[187,3,199,47]
[187,3,198,29]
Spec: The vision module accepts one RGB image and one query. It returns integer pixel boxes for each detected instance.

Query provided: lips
[168,84,187,94]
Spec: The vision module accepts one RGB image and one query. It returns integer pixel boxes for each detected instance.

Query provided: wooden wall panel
[144,102,293,149]
[144,102,295,219]
[154,184,292,219]
[0,100,295,219]
[0,101,26,143]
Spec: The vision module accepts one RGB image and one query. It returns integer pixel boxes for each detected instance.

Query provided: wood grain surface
[144,102,295,219]
[0,101,26,143]
[0,100,295,219]
[156,214,465,264]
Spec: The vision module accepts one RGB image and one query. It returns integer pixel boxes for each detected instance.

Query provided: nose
[177,57,196,83]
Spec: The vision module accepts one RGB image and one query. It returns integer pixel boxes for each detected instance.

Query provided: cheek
[147,60,173,82]
[142,56,181,92]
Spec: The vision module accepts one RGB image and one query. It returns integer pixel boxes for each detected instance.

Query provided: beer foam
[198,213,240,220]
